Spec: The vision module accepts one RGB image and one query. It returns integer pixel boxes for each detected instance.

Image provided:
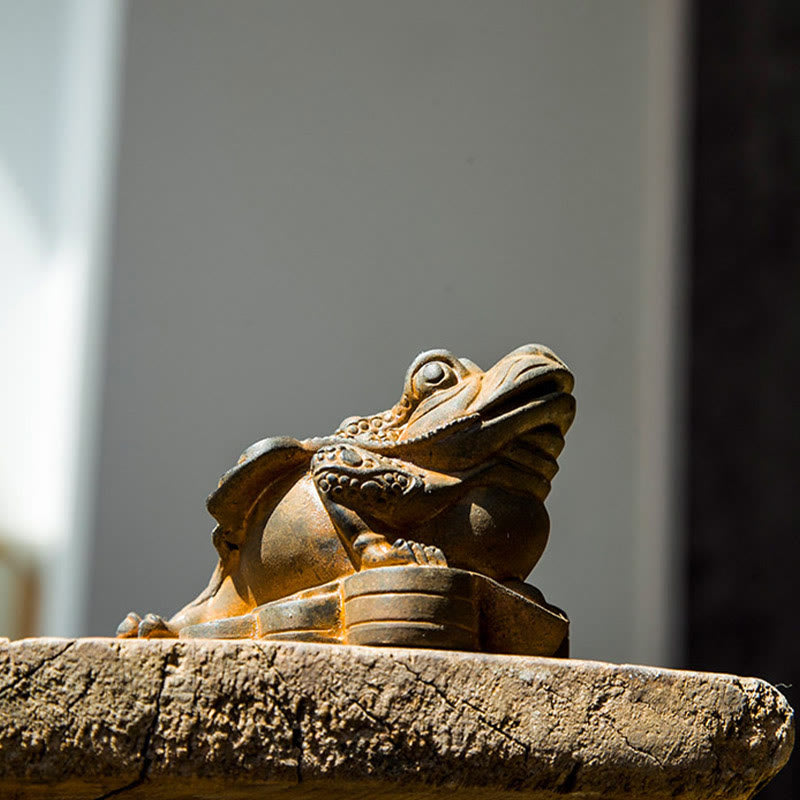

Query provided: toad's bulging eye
[413,360,456,395]
[422,362,445,383]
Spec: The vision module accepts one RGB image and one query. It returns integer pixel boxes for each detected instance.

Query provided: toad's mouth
[478,366,574,432]
[480,378,563,421]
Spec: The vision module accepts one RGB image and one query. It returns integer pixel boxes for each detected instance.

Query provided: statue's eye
[421,362,446,383]
[413,360,455,395]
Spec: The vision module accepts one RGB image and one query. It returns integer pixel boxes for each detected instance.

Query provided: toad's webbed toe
[116,611,141,638]
[137,613,178,639]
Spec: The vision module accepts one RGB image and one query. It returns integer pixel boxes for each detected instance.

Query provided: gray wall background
[88,1,675,664]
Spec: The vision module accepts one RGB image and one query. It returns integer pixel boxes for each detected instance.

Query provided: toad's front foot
[116,611,178,639]
[360,537,447,569]
[116,611,141,638]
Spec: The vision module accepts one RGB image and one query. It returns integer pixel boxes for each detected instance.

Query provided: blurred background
[0,1,796,795]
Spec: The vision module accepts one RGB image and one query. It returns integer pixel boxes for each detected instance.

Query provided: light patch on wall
[0,0,123,636]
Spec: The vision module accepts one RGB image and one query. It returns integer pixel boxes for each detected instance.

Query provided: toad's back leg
[117,475,354,638]
[116,541,254,638]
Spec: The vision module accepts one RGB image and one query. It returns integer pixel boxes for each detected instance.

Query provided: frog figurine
[118,344,576,655]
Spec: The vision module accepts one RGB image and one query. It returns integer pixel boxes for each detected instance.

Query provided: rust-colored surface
[118,344,575,655]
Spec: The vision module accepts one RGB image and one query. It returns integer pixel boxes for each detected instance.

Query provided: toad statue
[118,344,576,655]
